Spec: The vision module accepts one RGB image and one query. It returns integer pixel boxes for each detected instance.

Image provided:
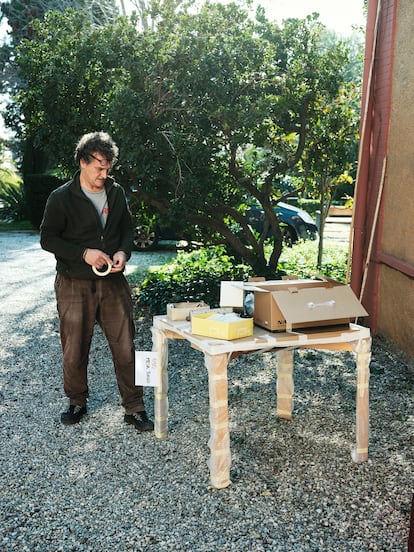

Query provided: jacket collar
[70,170,115,195]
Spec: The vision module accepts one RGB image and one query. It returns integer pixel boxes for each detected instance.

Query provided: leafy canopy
[11,1,359,276]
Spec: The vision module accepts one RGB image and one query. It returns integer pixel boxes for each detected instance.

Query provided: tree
[124,0,195,30]
[10,2,357,277]
[296,27,363,267]
[0,0,120,173]
[1,0,120,94]
[300,82,360,267]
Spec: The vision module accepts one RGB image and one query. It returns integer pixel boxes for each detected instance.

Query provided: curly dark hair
[74,131,119,167]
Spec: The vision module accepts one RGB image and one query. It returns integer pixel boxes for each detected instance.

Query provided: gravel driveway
[0,231,413,551]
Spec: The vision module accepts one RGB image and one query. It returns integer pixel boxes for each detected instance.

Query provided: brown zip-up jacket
[40,171,134,279]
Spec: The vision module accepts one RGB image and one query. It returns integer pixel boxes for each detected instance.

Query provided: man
[40,131,153,431]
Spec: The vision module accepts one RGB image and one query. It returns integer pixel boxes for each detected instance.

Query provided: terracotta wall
[378,267,414,355]
[377,0,414,354]
[351,0,396,327]
[352,0,414,355]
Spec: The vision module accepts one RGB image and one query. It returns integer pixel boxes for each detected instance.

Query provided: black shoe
[124,411,154,432]
[61,405,87,425]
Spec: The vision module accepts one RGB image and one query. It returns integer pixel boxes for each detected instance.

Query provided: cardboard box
[191,312,253,340]
[243,278,368,331]
[167,301,209,321]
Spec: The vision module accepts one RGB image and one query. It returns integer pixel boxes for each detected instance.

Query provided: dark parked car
[133,201,318,251]
[246,201,318,246]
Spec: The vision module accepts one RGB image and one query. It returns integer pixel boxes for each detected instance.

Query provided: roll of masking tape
[92,261,112,276]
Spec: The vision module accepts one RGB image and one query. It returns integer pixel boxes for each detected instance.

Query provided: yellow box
[191,312,253,340]
[167,301,209,321]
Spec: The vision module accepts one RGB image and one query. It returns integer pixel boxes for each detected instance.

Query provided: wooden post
[205,352,231,489]
[277,349,294,419]
[351,336,371,462]
[152,326,169,439]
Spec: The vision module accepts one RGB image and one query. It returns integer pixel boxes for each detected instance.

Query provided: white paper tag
[135,351,158,387]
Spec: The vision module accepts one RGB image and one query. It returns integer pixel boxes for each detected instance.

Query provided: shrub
[136,246,253,314]
[0,171,26,222]
[278,240,349,282]
[133,241,349,316]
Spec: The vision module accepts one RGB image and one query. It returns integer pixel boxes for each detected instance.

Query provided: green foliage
[286,196,353,219]
[1,0,120,46]
[136,246,254,314]
[127,249,178,284]
[0,219,34,230]
[0,0,120,113]
[0,169,26,221]
[133,240,349,315]
[278,240,348,282]
[8,3,363,277]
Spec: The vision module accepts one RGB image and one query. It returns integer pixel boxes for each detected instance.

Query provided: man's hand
[111,251,127,272]
[83,248,113,270]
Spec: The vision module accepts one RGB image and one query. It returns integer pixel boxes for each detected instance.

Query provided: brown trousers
[54,273,144,414]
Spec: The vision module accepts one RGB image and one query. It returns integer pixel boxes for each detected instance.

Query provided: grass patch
[278,240,349,282]
[0,220,35,231]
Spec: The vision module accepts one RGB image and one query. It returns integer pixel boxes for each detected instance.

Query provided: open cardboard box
[222,277,368,332]
[167,301,209,321]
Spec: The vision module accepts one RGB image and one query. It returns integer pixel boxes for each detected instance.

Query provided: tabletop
[152,315,371,356]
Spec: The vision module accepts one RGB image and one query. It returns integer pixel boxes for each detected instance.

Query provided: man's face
[79,152,112,192]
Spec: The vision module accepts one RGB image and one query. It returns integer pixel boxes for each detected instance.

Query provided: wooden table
[151,316,371,489]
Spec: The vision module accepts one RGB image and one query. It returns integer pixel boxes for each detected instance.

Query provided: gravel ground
[0,231,413,551]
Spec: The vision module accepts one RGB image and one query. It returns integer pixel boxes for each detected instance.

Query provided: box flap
[220,281,245,307]
[244,279,318,293]
[271,286,368,324]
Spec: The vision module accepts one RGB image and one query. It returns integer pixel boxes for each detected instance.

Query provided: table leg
[152,326,169,439]
[205,352,231,489]
[277,349,294,420]
[351,336,371,462]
